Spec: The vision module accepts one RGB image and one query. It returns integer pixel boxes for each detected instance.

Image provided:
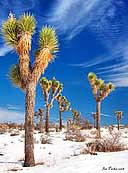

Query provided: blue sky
[0,0,128,125]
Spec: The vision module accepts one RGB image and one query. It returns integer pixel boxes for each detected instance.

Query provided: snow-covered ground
[0,127,128,173]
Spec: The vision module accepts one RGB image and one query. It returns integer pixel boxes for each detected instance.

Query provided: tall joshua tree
[115,111,123,130]
[56,95,70,130]
[35,108,44,133]
[40,77,63,133]
[2,13,59,166]
[88,72,114,138]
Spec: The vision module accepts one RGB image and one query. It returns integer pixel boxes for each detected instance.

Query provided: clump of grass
[65,125,85,142]
[40,135,52,144]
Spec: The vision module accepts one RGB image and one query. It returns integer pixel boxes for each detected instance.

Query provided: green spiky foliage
[115,111,123,121]
[56,94,70,112]
[9,64,22,88]
[32,27,59,84]
[71,109,81,125]
[2,13,18,46]
[40,77,63,100]
[40,77,63,132]
[2,13,35,47]
[39,26,58,54]
[88,72,115,138]
[18,13,35,34]
[88,72,115,100]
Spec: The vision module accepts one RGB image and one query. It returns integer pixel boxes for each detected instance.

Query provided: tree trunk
[94,119,95,128]
[117,120,120,130]
[19,54,30,85]
[96,101,101,138]
[45,106,50,133]
[24,82,36,167]
[39,115,43,133]
[59,110,62,131]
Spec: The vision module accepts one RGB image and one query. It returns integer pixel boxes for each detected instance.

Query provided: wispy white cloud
[0,107,24,123]
[0,44,13,57]
[48,0,125,42]
[6,104,21,111]
[90,112,112,117]
[48,0,128,87]
[101,113,113,118]
[69,39,128,87]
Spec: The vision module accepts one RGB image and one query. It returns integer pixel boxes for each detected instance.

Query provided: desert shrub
[108,126,114,134]
[65,125,85,142]
[90,129,98,136]
[33,137,40,144]
[40,135,52,144]
[55,125,59,132]
[0,129,6,134]
[21,133,25,138]
[82,131,126,154]
[80,119,93,130]
[0,124,9,133]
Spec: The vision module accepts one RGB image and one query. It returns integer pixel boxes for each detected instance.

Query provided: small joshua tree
[56,95,70,130]
[115,111,123,130]
[2,13,59,166]
[88,72,115,138]
[71,109,81,126]
[92,112,97,128]
[35,108,44,133]
[40,77,63,133]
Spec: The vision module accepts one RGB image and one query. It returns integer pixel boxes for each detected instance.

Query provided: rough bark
[96,100,101,138]
[19,54,30,85]
[59,110,62,131]
[39,115,43,133]
[24,82,36,167]
[117,120,120,130]
[31,49,53,84]
[45,106,50,133]
[94,119,96,128]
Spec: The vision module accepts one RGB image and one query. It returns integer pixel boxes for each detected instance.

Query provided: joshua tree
[88,72,114,138]
[71,109,81,126]
[40,77,63,133]
[35,108,44,133]
[92,112,97,128]
[115,111,123,130]
[56,95,70,130]
[2,13,59,166]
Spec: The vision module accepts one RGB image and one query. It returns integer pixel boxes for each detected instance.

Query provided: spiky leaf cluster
[40,77,63,109]
[2,13,35,47]
[40,77,52,93]
[88,72,115,100]
[18,13,35,35]
[40,77,63,94]
[115,111,123,121]
[71,109,80,120]
[71,109,81,126]
[56,95,70,112]
[39,26,59,54]
[2,14,18,46]
[9,64,21,88]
